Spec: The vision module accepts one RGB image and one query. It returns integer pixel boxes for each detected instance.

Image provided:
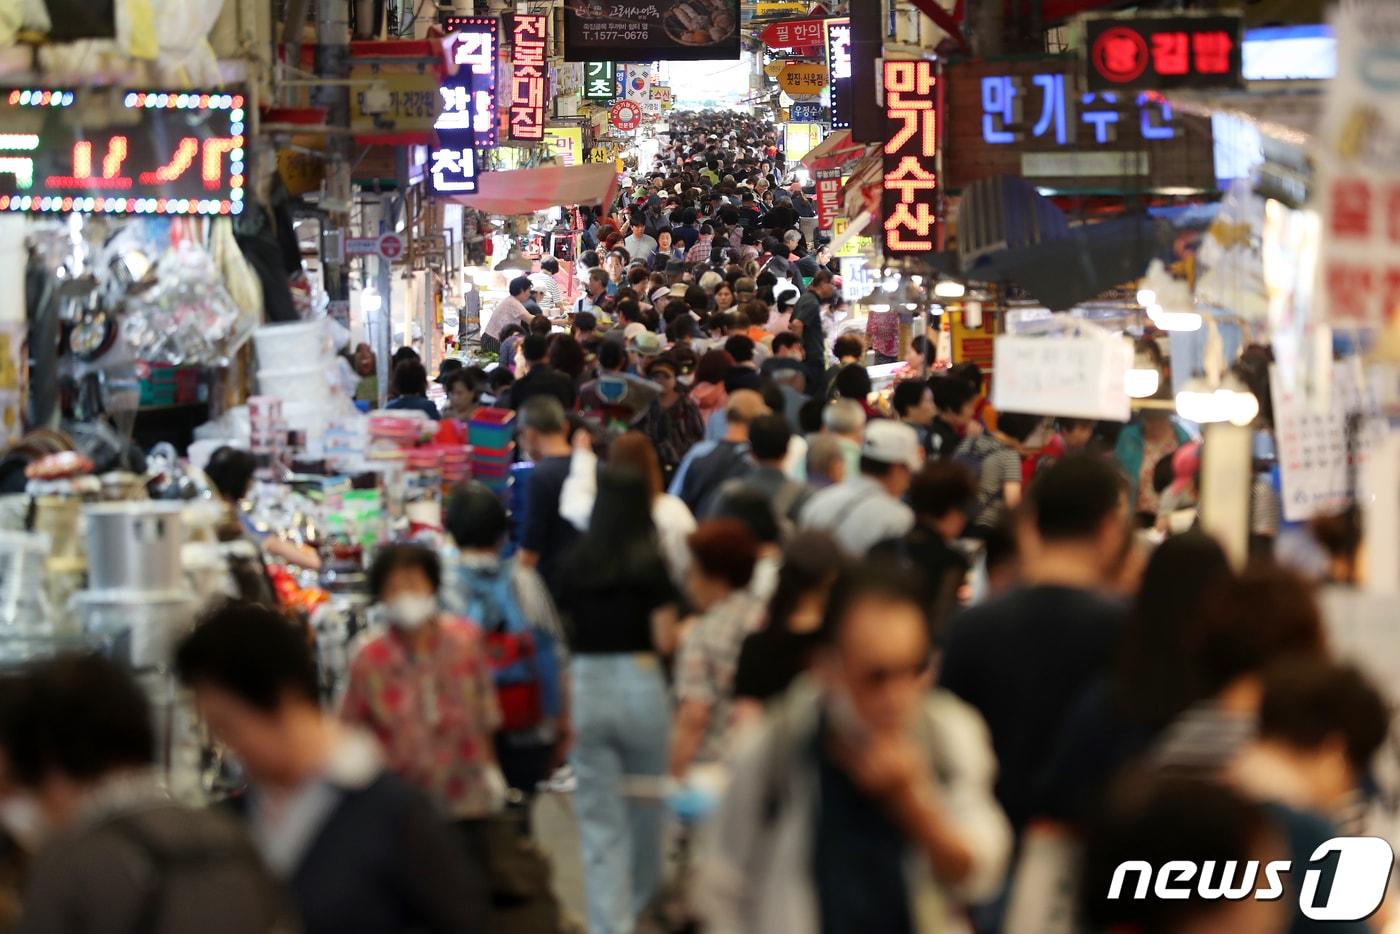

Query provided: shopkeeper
[204,446,322,579]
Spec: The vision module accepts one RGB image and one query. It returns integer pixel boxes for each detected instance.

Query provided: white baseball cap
[861,420,924,472]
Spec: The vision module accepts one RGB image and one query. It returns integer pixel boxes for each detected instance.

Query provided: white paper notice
[990,333,1132,422]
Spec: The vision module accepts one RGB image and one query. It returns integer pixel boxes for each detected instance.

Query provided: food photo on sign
[563,0,740,62]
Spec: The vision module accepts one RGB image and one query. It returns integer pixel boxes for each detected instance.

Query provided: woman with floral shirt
[342,544,505,865]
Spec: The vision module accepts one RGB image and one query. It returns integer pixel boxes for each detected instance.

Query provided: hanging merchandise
[120,231,253,366]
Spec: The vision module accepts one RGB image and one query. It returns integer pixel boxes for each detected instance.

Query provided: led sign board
[509,14,548,142]
[826,18,851,130]
[1085,14,1243,92]
[0,88,244,215]
[881,59,940,260]
[441,16,498,149]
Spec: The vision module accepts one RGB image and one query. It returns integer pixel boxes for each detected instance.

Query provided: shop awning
[447,163,620,215]
[801,130,871,172]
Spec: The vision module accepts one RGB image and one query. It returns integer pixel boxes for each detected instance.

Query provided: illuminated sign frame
[441,16,498,149]
[826,18,852,130]
[1085,14,1243,92]
[815,167,842,231]
[509,13,548,142]
[0,88,245,216]
[881,59,940,261]
[584,61,615,101]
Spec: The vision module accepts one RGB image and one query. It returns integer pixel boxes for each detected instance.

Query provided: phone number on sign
[582,27,654,41]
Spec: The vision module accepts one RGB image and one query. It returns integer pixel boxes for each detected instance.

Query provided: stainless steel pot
[81,502,184,592]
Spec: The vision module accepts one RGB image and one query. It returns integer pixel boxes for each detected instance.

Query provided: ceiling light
[933,279,966,299]
[360,287,382,313]
[1136,287,1156,307]
[1175,374,1259,425]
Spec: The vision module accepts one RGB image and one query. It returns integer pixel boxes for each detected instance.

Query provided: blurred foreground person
[177,602,487,934]
[0,654,294,934]
[696,565,1011,934]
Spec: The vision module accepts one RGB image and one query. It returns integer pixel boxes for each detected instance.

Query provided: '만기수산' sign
[564,0,740,63]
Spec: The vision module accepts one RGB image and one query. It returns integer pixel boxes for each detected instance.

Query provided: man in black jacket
[792,270,837,392]
[507,334,576,410]
[177,602,488,934]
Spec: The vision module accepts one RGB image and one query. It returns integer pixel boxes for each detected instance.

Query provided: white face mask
[0,795,47,851]
[386,595,437,631]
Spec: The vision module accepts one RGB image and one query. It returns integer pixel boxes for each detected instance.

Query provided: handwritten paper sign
[990,333,1132,421]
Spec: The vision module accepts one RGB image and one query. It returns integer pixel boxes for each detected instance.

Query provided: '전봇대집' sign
[881,59,940,260]
[509,14,547,142]
[0,88,245,215]
[942,58,1215,194]
[564,0,740,63]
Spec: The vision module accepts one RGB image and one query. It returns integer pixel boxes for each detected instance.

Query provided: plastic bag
[211,217,263,344]
[120,239,250,366]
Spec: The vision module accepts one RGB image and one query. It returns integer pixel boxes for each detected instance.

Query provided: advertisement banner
[564,0,740,63]
[508,14,547,142]
[543,127,584,166]
[881,59,941,261]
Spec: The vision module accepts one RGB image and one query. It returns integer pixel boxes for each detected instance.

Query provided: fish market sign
[0,87,245,216]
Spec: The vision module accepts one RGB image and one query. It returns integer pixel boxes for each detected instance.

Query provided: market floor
[534,790,586,918]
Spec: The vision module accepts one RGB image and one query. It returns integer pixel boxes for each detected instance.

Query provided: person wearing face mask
[342,544,506,876]
[0,654,296,934]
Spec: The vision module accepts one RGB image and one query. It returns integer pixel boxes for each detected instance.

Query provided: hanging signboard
[756,1,806,14]
[543,127,584,166]
[881,59,940,261]
[0,88,246,216]
[508,14,548,142]
[826,17,852,130]
[1313,2,1400,329]
[440,16,498,149]
[943,58,1215,194]
[1085,14,1243,92]
[759,17,826,50]
[991,333,1132,422]
[778,63,829,97]
[789,101,822,122]
[564,0,740,63]
[831,216,874,257]
[784,123,822,162]
[815,167,842,230]
[584,61,616,101]
[610,99,642,132]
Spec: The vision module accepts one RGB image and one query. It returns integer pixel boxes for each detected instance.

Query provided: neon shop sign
[0,88,245,216]
[980,74,1177,147]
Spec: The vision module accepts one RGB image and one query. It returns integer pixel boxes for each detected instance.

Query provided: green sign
[584,61,616,101]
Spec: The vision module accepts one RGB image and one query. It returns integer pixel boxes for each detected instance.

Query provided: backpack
[458,560,562,733]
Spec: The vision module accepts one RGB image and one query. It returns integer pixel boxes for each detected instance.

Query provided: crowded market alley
[0,0,1396,933]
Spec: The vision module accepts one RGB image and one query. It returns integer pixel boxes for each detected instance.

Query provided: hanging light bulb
[1136,287,1156,307]
[933,279,966,299]
[361,287,383,313]
[1175,376,1224,423]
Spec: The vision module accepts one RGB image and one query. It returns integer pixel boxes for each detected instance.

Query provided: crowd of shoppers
[0,109,1380,934]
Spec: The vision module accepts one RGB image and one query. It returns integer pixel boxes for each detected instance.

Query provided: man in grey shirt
[800,420,921,556]
[622,217,658,264]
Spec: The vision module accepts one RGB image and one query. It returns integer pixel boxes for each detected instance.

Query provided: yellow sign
[777,63,829,97]
[757,1,806,13]
[832,217,874,258]
[276,135,326,195]
[543,128,584,167]
[764,61,786,78]
[784,123,822,161]
[349,68,440,134]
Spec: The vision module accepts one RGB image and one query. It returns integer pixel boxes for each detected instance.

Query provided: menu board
[564,0,741,63]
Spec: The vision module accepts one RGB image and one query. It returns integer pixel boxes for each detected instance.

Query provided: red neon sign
[1085,15,1241,91]
[0,88,244,216]
[509,14,547,142]
[881,59,940,258]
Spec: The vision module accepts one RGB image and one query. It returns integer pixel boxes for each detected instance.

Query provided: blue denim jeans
[570,654,670,934]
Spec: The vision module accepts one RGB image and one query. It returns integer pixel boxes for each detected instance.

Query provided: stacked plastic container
[468,407,516,497]
[253,320,338,454]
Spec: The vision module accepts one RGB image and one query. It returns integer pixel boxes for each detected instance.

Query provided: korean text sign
[1085,15,1242,92]
[564,0,740,63]
[943,59,1215,194]
[440,16,497,149]
[826,18,851,130]
[815,168,842,231]
[584,61,615,101]
[509,14,547,142]
[0,88,245,216]
[881,59,940,260]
